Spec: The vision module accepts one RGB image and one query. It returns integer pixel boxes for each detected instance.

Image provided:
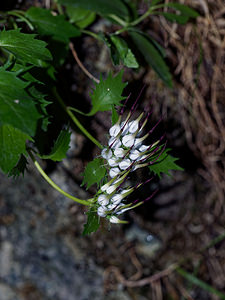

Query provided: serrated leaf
[58,0,129,19]
[83,207,100,235]
[40,129,71,161]
[88,71,127,115]
[66,6,96,28]
[0,68,41,136]
[149,149,183,178]
[129,30,173,87]
[0,29,52,66]
[26,7,81,43]
[81,158,106,189]
[110,35,138,68]
[8,154,28,178]
[28,85,52,131]
[0,124,31,173]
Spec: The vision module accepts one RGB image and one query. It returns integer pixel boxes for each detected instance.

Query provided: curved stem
[66,107,103,149]
[28,150,93,206]
[7,10,34,30]
[107,14,127,27]
[52,88,103,149]
[69,42,100,84]
[81,29,103,41]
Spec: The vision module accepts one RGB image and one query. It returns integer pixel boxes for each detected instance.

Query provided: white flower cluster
[96,112,161,223]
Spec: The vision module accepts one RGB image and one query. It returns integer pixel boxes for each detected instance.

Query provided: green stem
[129,8,153,27]
[52,88,103,149]
[107,14,127,27]
[81,29,103,41]
[28,150,92,206]
[7,10,34,30]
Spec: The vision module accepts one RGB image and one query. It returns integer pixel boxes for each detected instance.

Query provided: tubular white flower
[108,137,122,148]
[109,167,121,178]
[109,124,121,137]
[109,216,121,223]
[110,193,124,205]
[114,147,127,158]
[97,206,107,217]
[122,134,135,147]
[108,157,119,167]
[97,194,109,206]
[119,158,132,170]
[129,149,141,161]
[139,145,149,152]
[134,133,148,147]
[101,148,112,160]
[107,202,118,210]
[106,184,118,194]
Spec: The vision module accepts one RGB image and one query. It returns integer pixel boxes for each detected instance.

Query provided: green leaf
[149,149,183,178]
[157,12,189,24]
[81,158,106,189]
[150,0,162,5]
[110,35,138,68]
[0,68,41,136]
[8,154,28,178]
[66,6,96,28]
[83,207,100,235]
[88,71,127,115]
[129,31,173,87]
[165,3,199,18]
[0,29,52,66]
[57,0,129,19]
[25,7,81,43]
[28,85,52,131]
[40,129,71,161]
[0,124,31,173]
[177,268,225,300]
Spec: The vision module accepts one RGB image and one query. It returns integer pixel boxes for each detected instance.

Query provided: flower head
[95,94,166,223]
